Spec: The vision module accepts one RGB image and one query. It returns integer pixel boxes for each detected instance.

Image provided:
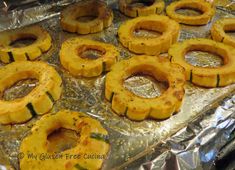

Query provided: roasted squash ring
[20,110,110,170]
[169,38,235,87]
[211,18,235,48]
[166,0,215,25]
[0,26,51,63]
[118,0,165,17]
[0,61,62,124]
[60,38,119,77]
[118,15,180,55]
[105,55,185,121]
[61,0,113,34]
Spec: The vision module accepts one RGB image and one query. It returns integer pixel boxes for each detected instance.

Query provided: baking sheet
[0,0,235,170]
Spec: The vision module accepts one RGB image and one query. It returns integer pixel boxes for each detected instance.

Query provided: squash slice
[20,110,110,170]
[169,38,235,87]
[119,0,165,17]
[61,0,113,34]
[105,55,185,121]
[211,18,235,48]
[118,15,180,55]
[60,38,118,77]
[0,61,62,124]
[166,0,215,25]
[0,26,51,63]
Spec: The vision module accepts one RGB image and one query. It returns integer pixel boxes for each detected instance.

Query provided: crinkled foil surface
[0,0,235,170]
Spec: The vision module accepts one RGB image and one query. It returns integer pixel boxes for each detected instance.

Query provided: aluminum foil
[0,0,79,31]
[0,0,235,170]
[125,94,235,170]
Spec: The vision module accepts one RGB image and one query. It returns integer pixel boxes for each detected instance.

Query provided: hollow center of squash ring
[78,45,106,60]
[47,128,80,153]
[185,51,224,68]
[128,0,155,8]
[134,29,162,38]
[76,15,97,22]
[10,34,37,48]
[176,8,203,16]
[133,21,164,38]
[124,74,168,98]
[1,79,38,101]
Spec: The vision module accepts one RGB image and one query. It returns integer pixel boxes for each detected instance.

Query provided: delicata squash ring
[0,61,62,124]
[60,38,118,77]
[105,55,185,121]
[118,0,165,17]
[20,110,110,170]
[169,38,235,87]
[118,15,180,55]
[0,25,51,63]
[211,18,235,48]
[61,0,113,34]
[166,0,215,25]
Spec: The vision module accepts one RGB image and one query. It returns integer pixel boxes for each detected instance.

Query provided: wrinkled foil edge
[123,94,235,170]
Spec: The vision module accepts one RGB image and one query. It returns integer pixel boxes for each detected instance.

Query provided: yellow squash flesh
[118,15,180,55]
[118,0,165,17]
[61,0,113,34]
[0,61,62,124]
[169,38,235,87]
[166,0,215,25]
[211,18,235,48]
[0,26,51,63]
[105,55,186,121]
[60,38,119,77]
[20,110,110,170]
